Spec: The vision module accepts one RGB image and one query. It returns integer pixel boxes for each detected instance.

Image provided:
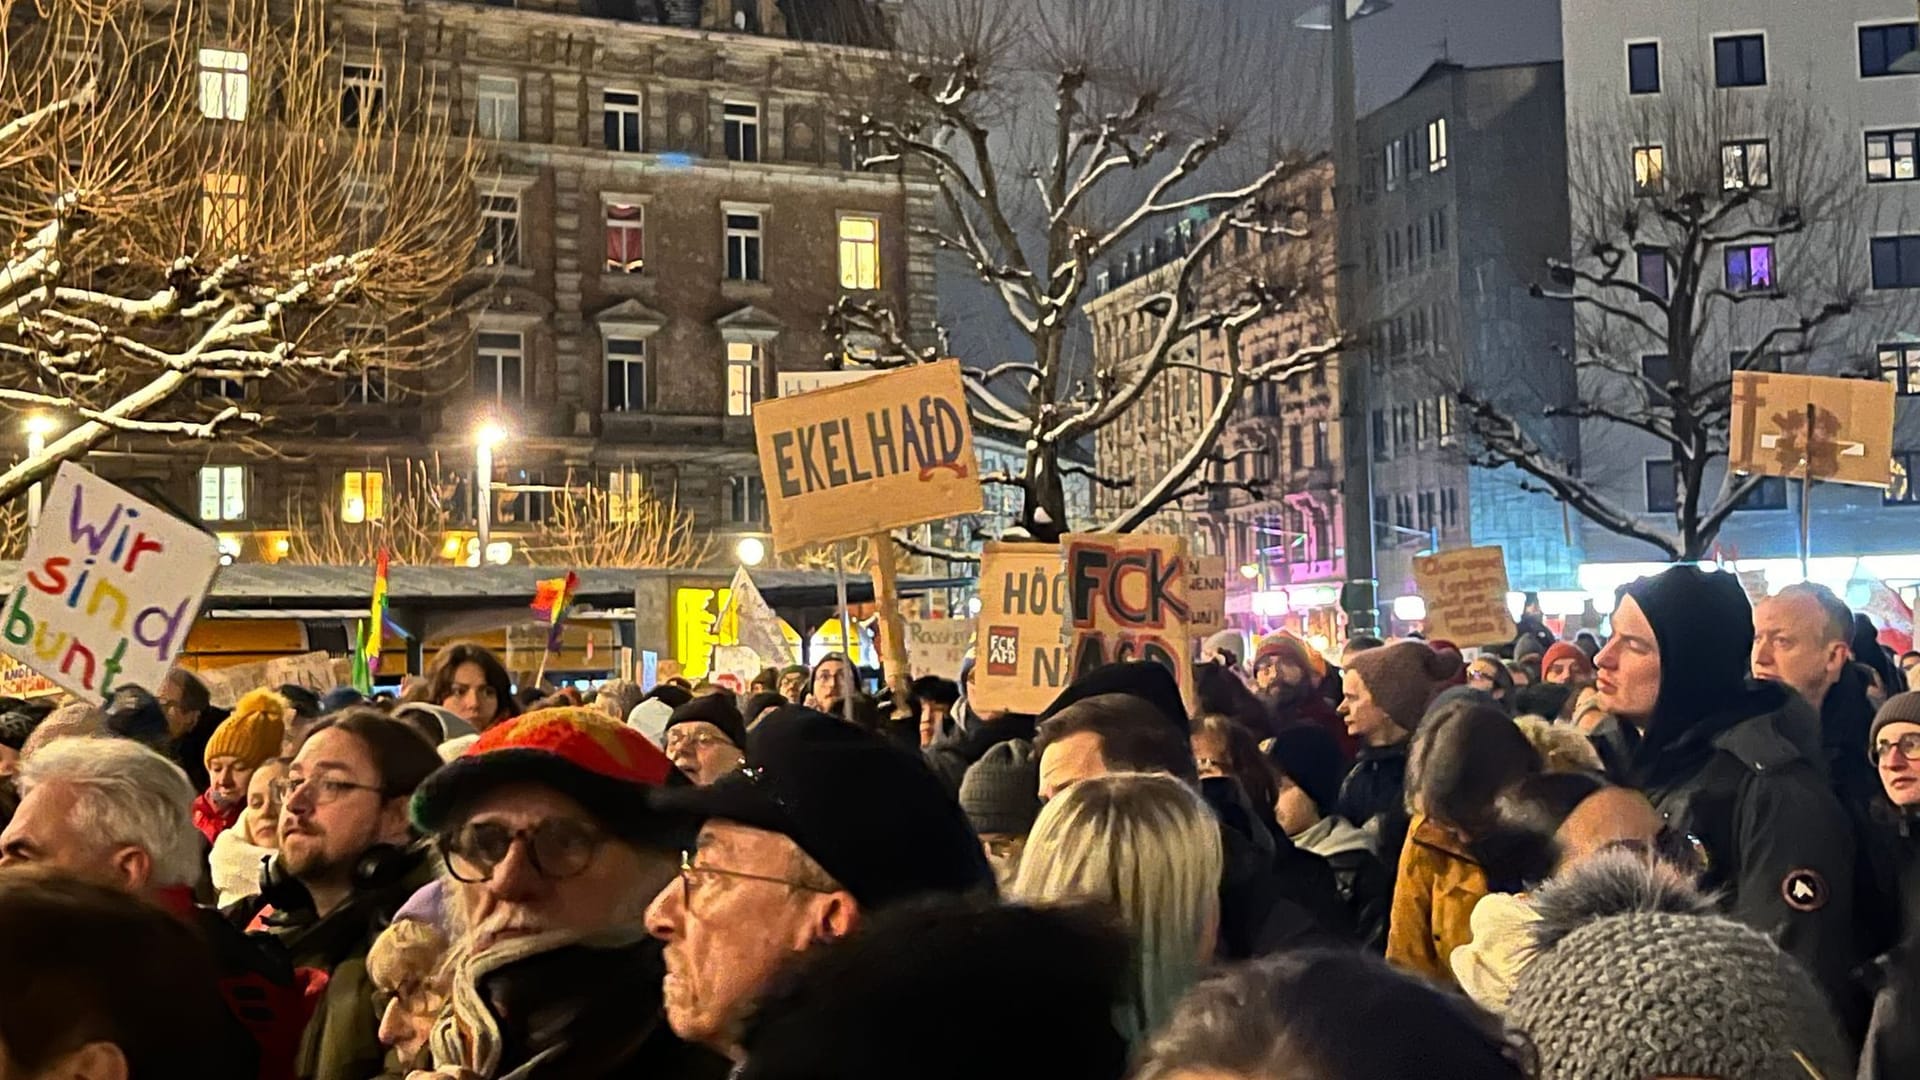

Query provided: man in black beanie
[1593,564,1863,1033]
[663,695,749,786]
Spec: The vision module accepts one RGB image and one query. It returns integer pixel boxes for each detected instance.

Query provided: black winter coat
[1336,741,1410,862]
[1203,776,1355,957]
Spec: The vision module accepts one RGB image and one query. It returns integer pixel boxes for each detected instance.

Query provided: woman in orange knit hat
[192,688,288,843]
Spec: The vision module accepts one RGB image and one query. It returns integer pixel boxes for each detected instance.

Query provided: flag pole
[1801,401,1815,582]
[832,541,856,725]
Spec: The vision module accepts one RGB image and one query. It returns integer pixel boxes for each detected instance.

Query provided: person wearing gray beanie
[960,739,1041,889]
[1510,849,1853,1080]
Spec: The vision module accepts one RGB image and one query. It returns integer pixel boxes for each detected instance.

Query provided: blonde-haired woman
[1011,772,1223,1049]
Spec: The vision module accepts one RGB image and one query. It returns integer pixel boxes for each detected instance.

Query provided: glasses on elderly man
[1874,732,1920,764]
[664,729,733,755]
[674,849,833,909]
[442,819,608,883]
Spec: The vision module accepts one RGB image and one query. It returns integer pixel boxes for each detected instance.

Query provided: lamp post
[23,415,58,522]
[474,420,505,564]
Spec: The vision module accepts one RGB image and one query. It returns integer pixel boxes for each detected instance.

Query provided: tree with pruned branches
[826,0,1338,548]
[1447,67,1902,561]
[0,0,476,506]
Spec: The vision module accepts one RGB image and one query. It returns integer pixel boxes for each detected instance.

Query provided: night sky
[1351,0,1562,111]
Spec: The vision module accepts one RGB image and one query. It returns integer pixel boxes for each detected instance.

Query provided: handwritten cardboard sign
[1411,545,1514,647]
[1062,532,1192,699]
[0,651,60,699]
[906,618,971,680]
[709,644,763,695]
[973,543,1072,715]
[1729,371,1894,487]
[1184,555,1227,639]
[1,464,220,704]
[754,360,983,551]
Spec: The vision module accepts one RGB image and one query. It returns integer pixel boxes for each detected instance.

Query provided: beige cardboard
[1729,371,1895,487]
[754,360,983,551]
[906,618,972,680]
[1061,532,1193,706]
[972,542,1072,715]
[1411,545,1515,647]
[1185,555,1228,637]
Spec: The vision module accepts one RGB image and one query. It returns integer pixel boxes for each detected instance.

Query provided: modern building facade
[1350,60,1581,620]
[1561,1,1920,604]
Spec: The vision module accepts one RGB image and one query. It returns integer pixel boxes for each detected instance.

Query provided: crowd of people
[2,564,1920,1078]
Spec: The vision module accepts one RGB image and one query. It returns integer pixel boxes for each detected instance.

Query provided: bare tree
[1452,67,1896,561]
[0,0,476,505]
[520,480,712,570]
[827,0,1339,544]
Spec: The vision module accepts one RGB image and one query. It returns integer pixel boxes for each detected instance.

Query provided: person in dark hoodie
[1590,564,1863,1033]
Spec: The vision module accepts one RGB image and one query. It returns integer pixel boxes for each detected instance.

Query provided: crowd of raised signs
[4,562,1920,1079]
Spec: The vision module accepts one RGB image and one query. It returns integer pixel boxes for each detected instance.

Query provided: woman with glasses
[1464,656,1516,707]
[1863,694,1920,1077]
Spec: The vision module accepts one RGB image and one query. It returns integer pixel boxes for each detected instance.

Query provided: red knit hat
[1541,641,1592,677]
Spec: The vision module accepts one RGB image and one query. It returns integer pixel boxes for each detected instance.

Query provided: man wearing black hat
[645,706,993,1065]
[1593,565,1862,1032]
[663,696,748,786]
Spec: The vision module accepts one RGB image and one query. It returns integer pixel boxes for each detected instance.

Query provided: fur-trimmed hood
[1525,849,1717,953]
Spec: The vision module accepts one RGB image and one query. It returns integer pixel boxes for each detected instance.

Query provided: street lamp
[474,420,506,561]
[736,536,766,567]
[23,415,59,522]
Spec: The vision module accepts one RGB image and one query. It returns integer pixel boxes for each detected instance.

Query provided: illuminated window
[1426,117,1448,171]
[197,48,249,121]
[727,341,761,416]
[1868,129,1919,182]
[1632,144,1664,194]
[475,76,519,141]
[199,466,247,521]
[341,469,386,523]
[838,214,880,290]
[605,203,644,273]
[1721,139,1771,191]
[607,470,648,522]
[200,172,249,249]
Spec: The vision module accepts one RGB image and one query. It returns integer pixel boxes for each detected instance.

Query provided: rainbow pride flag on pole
[531,571,579,653]
[361,549,391,680]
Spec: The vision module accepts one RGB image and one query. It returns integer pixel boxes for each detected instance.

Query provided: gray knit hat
[1871,690,1920,750]
[959,739,1041,838]
[0,710,38,752]
[1509,852,1849,1080]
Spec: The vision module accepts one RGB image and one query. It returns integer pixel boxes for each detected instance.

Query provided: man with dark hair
[158,667,227,791]
[1032,663,1353,956]
[232,708,442,1080]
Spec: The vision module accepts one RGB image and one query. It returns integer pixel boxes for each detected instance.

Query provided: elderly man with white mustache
[405,707,729,1080]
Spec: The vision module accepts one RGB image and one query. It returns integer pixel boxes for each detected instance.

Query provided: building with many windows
[81,0,935,567]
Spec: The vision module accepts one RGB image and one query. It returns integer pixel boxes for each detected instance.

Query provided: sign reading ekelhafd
[2,464,221,704]
[754,360,983,551]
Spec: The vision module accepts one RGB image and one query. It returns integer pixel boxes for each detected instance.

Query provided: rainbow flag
[532,571,579,652]
[350,620,373,695]
[362,549,390,678]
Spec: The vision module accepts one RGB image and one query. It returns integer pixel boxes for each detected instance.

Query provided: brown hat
[1346,641,1463,732]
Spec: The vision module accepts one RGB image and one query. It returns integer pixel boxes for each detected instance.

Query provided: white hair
[17,736,204,889]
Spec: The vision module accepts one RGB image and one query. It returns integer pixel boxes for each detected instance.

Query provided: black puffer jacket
[1202,776,1354,957]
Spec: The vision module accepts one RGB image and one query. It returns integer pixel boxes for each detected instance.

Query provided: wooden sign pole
[1801,401,1815,583]
[831,541,857,725]
[869,533,914,721]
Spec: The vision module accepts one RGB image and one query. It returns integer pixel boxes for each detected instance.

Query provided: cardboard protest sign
[1730,371,1895,487]
[265,651,338,697]
[972,543,1071,715]
[1184,556,1227,638]
[720,568,794,667]
[776,370,881,397]
[1062,532,1192,697]
[754,360,983,551]
[198,660,271,709]
[906,618,971,680]
[1,464,220,704]
[1411,546,1514,647]
[0,651,59,698]
[709,644,763,695]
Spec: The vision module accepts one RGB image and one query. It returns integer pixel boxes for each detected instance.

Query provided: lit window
[1426,117,1448,171]
[1632,144,1664,194]
[606,337,650,411]
[474,331,525,401]
[1724,242,1774,292]
[1890,453,1920,506]
[838,214,880,290]
[342,63,383,128]
[200,172,249,249]
[341,470,386,523]
[475,76,519,141]
[726,341,761,417]
[607,470,648,523]
[1881,343,1920,395]
[480,193,520,266]
[197,48,249,121]
[1721,139,1771,191]
[724,102,761,162]
[1866,130,1918,182]
[605,203,644,273]
[199,466,247,522]
[725,209,763,281]
[603,89,643,152]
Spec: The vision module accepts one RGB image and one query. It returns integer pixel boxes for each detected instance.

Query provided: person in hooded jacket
[1590,564,1864,1035]
[1265,724,1390,952]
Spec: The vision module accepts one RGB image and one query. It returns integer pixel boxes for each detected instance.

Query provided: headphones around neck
[255,841,424,915]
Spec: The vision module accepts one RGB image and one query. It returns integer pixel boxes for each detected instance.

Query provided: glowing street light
[736,536,767,567]
[474,420,508,558]
[23,414,60,522]
[1239,563,1261,580]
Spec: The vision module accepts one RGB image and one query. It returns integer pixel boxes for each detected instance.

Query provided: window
[1627,41,1661,94]
[197,48,249,120]
[1436,395,1455,442]
[1724,242,1774,292]
[1721,139,1771,190]
[199,172,248,249]
[1881,343,1920,395]
[605,203,645,273]
[1313,423,1328,467]
[1641,353,1673,388]
[1645,460,1677,514]
[199,466,246,522]
[1714,34,1767,87]
[1441,488,1460,529]
[342,63,383,128]
[199,377,243,400]
[1632,144,1665,194]
[474,331,525,401]
[1866,130,1918,182]
[1414,399,1431,444]
[603,90,643,152]
[1371,408,1388,455]
[1429,208,1448,252]
[1872,235,1920,289]
[480,194,520,266]
[728,476,766,525]
[1426,117,1449,171]
[605,337,650,411]
[475,76,519,141]
[838,214,880,290]
[1385,137,1405,191]
[1732,476,1789,511]
[1890,452,1920,505]
[1288,425,1303,471]
[340,470,385,523]
[1729,347,1782,373]
[1637,247,1669,299]
[724,102,760,162]
[726,341,760,417]
[342,365,388,404]
[725,209,763,281]
[1861,23,1920,78]
[1393,405,1412,448]
[1373,494,1390,530]
[607,471,649,523]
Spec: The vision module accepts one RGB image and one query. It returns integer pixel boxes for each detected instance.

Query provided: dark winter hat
[0,710,39,752]
[1345,641,1463,732]
[959,739,1041,837]
[277,685,323,720]
[664,694,748,751]
[1264,725,1346,818]
[742,691,787,727]
[412,707,682,844]
[320,687,366,714]
[1871,690,1920,749]
[644,684,694,710]
[651,706,993,910]
[1041,662,1188,736]
[103,687,170,751]
[1512,681,1574,722]
[1512,633,1546,662]
[1621,565,1753,727]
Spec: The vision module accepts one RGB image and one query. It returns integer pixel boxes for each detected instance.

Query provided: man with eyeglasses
[407,706,728,1080]
[663,696,747,787]
[645,706,994,1066]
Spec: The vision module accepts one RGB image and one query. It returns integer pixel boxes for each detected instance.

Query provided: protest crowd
[8,564,1920,1079]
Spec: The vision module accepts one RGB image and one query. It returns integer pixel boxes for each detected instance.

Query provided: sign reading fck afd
[2,464,221,704]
